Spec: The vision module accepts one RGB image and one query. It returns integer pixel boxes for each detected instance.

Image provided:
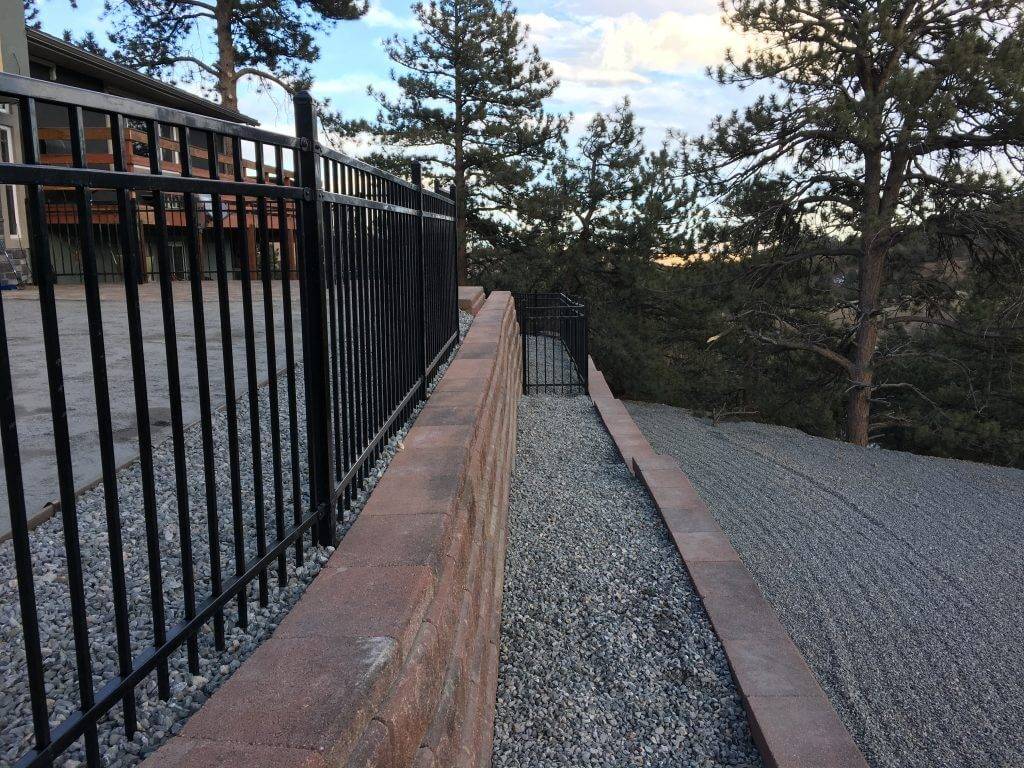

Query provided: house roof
[25,28,258,126]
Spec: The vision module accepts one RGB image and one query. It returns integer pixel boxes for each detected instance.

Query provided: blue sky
[31,0,748,147]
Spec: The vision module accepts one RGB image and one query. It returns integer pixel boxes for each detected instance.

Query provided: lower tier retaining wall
[588,359,868,768]
[145,291,522,768]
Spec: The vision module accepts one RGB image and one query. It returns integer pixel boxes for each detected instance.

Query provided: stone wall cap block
[335,514,447,570]
[181,635,397,756]
[274,565,434,644]
[746,694,869,768]
[142,739,328,768]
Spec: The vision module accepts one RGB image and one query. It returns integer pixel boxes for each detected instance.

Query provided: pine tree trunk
[214,0,238,111]
[848,150,886,446]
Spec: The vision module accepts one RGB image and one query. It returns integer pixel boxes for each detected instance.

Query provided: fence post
[412,161,428,399]
[294,91,336,548]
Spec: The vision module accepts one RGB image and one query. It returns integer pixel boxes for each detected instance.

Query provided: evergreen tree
[690,0,1024,445]
[480,102,694,398]
[96,0,367,110]
[330,0,564,282]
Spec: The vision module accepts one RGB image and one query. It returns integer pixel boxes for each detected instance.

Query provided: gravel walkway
[625,401,1024,768]
[0,311,473,767]
[493,396,762,767]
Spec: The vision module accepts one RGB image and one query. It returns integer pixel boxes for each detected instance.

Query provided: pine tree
[97,0,367,111]
[330,0,564,283]
[480,102,694,398]
[690,0,1024,446]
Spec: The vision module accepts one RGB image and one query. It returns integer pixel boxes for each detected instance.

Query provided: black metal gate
[513,292,588,395]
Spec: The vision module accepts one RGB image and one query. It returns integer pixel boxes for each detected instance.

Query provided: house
[0,0,270,286]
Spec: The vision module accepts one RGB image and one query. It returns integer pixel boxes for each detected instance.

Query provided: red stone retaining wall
[589,359,869,768]
[457,286,486,316]
[145,291,522,768]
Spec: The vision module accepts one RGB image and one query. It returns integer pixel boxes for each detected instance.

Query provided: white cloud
[313,74,384,96]
[550,59,650,86]
[595,12,743,73]
[361,2,419,30]
[522,8,742,92]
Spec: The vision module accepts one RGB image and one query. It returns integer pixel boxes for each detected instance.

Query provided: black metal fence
[0,73,457,767]
[513,292,588,395]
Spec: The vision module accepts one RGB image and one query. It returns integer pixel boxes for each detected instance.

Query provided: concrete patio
[0,281,301,537]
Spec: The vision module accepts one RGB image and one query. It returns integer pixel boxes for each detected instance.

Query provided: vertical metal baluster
[369,180,383,460]
[254,146,287,586]
[339,179,357,504]
[19,95,102,767]
[232,138,268,604]
[412,163,426,403]
[207,132,245,633]
[356,170,368,476]
[520,296,528,392]
[533,298,539,392]
[379,181,391,443]
[322,170,342,511]
[146,119,200,672]
[0,289,51,760]
[179,126,226,637]
[275,146,303,566]
[448,186,458,346]
[403,184,413,410]
[110,114,171,697]
[583,307,589,394]
[70,106,139,731]
[384,192,398,432]
[355,173,370,481]
[330,167,351,516]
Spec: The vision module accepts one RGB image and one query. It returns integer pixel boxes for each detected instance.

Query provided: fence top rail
[319,144,417,191]
[423,187,454,206]
[0,72,301,150]
[514,292,585,308]
[319,145,455,209]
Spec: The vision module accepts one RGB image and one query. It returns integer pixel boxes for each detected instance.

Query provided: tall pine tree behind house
[96,0,367,110]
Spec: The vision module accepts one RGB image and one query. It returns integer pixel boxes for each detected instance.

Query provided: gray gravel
[0,310,473,768]
[625,401,1024,768]
[493,395,762,767]
[522,334,585,395]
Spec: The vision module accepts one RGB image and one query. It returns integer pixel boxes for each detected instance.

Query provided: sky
[30,0,750,148]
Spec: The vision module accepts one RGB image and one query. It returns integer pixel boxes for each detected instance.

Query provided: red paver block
[142,739,328,768]
[179,635,398,759]
[335,513,448,571]
[745,693,869,768]
[273,565,434,648]
[457,286,485,316]
[587,357,614,400]
[685,561,790,643]
[674,531,741,563]
[721,634,823,700]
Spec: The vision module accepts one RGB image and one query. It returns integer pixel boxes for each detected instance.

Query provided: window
[0,126,19,238]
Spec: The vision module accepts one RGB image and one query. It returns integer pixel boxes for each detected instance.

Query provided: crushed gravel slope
[493,396,761,767]
[625,401,1024,768]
